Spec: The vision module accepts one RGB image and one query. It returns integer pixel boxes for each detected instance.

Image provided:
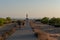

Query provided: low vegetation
[0,17,12,26]
[35,17,60,27]
[41,17,49,24]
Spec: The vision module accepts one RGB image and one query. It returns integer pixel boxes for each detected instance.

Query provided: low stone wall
[30,21,58,40]
[0,23,18,40]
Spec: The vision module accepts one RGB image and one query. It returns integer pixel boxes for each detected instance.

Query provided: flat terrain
[33,22,60,40]
[6,20,37,40]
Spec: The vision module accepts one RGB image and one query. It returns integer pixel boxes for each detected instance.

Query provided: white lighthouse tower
[26,14,28,20]
[26,14,28,18]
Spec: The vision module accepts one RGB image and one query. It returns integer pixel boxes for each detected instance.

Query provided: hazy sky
[0,0,60,18]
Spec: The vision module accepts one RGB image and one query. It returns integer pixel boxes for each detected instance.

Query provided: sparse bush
[0,18,5,26]
[6,17,11,23]
[0,17,12,26]
[41,17,49,24]
[41,17,60,27]
[49,17,56,25]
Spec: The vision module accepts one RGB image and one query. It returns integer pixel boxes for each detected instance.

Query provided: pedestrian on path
[22,22,24,26]
[17,20,21,29]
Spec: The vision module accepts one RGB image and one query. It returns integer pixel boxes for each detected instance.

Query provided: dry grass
[30,21,58,40]
[34,29,58,40]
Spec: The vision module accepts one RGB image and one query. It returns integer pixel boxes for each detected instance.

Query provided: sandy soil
[30,21,60,40]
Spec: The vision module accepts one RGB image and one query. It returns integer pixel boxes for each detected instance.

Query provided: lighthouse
[26,14,28,18]
[26,14,28,20]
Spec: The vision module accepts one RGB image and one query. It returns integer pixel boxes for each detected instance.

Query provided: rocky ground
[30,20,60,40]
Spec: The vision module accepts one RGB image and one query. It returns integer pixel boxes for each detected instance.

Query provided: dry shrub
[34,29,57,40]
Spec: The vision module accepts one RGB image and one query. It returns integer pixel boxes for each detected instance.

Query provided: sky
[0,0,60,18]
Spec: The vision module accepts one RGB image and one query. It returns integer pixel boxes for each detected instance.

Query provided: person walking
[17,20,21,29]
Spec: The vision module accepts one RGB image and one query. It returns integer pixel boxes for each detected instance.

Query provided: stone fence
[0,23,18,40]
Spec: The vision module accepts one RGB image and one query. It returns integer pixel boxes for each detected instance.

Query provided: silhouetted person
[22,22,24,26]
[17,20,21,29]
